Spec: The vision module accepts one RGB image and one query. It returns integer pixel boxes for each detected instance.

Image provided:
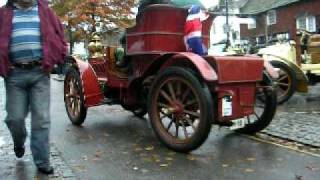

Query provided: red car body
[65,5,277,152]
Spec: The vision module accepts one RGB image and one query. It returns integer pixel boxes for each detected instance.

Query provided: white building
[210,0,253,53]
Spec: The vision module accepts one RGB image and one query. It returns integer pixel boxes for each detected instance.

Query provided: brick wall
[240,0,320,41]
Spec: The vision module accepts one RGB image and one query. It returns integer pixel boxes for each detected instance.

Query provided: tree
[51,0,136,43]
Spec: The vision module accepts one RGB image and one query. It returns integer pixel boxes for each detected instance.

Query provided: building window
[267,10,277,25]
[248,18,256,29]
[296,14,316,32]
[256,36,266,45]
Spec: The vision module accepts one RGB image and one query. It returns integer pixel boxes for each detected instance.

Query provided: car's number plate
[222,96,232,117]
[229,118,248,130]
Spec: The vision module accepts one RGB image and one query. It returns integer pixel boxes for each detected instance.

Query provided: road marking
[242,134,320,158]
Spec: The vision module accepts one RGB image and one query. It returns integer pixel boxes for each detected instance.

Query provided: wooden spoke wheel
[148,67,213,152]
[270,61,297,104]
[64,67,87,126]
[236,73,277,134]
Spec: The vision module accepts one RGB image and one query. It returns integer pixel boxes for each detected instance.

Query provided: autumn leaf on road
[246,157,256,161]
[160,163,169,168]
[145,145,154,151]
[94,150,103,158]
[244,168,255,173]
[222,164,229,168]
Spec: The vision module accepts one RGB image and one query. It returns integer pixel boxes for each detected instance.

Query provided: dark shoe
[37,166,54,175]
[14,146,25,158]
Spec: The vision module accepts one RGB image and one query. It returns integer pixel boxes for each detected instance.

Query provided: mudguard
[71,57,104,107]
[160,52,218,81]
[263,54,309,93]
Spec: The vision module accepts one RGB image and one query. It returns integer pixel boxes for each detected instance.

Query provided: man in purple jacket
[0,0,67,175]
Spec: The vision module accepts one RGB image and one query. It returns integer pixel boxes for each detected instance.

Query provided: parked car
[64,4,277,152]
[257,29,320,104]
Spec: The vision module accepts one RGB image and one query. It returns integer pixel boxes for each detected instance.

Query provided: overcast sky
[0,0,6,6]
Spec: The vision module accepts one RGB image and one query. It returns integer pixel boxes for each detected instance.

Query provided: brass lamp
[88,34,104,58]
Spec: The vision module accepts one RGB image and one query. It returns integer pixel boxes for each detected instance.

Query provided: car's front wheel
[64,67,87,126]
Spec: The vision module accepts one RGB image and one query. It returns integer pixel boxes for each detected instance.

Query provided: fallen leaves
[159,163,169,168]
[276,158,284,162]
[187,154,196,161]
[145,145,154,151]
[167,152,176,156]
[94,150,103,158]
[222,164,229,168]
[82,155,88,161]
[246,157,256,161]
[244,168,255,173]
[141,168,149,173]
[134,147,143,152]
[151,154,161,163]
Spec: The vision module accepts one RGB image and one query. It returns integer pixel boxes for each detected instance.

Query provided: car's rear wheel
[148,67,213,152]
[64,67,87,126]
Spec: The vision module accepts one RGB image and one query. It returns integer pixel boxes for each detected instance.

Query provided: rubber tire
[132,108,147,118]
[270,61,297,104]
[64,67,87,126]
[236,73,277,134]
[148,67,213,153]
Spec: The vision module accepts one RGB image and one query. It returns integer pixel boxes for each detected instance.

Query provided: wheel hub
[170,101,186,124]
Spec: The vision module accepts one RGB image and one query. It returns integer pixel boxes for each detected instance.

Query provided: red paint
[74,58,103,107]
[89,58,108,80]
[74,5,266,124]
[207,56,264,84]
[161,52,218,81]
[127,5,213,55]
[216,83,256,122]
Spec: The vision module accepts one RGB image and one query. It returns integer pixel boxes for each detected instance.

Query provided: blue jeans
[4,66,50,168]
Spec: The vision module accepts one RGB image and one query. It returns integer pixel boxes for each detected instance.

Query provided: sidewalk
[261,84,320,148]
[0,78,76,179]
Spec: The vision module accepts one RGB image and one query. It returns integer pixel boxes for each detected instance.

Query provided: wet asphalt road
[50,78,320,180]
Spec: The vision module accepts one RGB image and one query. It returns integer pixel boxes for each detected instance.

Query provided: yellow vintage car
[258,29,320,104]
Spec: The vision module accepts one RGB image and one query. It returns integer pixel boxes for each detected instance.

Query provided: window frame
[296,14,316,32]
[248,18,256,29]
[266,10,277,26]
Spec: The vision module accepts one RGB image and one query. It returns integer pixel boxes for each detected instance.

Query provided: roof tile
[240,0,300,14]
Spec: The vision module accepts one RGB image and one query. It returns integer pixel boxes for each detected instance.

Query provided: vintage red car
[64,5,277,152]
